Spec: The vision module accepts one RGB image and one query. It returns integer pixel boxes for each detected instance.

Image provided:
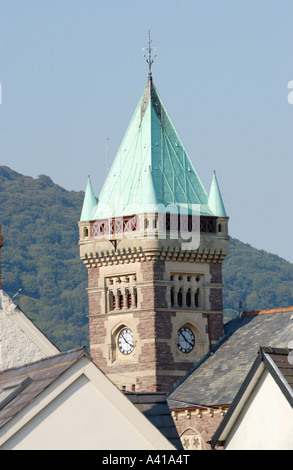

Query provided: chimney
[0,225,4,290]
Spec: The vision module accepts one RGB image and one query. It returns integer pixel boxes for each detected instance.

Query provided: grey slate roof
[211,346,293,448]
[0,347,87,429]
[262,346,293,400]
[167,310,293,410]
[0,348,183,449]
[126,392,183,450]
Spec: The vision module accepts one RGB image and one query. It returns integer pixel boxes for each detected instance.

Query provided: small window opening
[186,288,191,307]
[109,291,115,310]
[127,291,132,308]
[133,287,137,307]
[177,288,183,307]
[118,290,124,309]
[194,289,199,308]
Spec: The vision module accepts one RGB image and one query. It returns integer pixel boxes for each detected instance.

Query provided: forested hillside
[1,166,293,351]
[223,238,293,317]
[0,166,88,350]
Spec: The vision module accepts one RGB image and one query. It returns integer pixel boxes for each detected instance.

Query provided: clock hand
[121,333,132,347]
[179,331,193,347]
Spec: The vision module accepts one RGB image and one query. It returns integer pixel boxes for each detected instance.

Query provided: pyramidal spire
[80,176,98,221]
[88,33,216,221]
[208,171,227,217]
[92,77,213,220]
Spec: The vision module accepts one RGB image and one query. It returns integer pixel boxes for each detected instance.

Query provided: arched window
[109,291,115,310]
[180,428,206,450]
[83,227,89,237]
[118,290,123,309]
[171,287,174,307]
[177,288,183,307]
[126,289,132,308]
[186,288,191,307]
[194,289,199,308]
[106,275,138,313]
[133,287,137,308]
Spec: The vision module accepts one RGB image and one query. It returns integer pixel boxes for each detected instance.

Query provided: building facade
[79,73,229,393]
[168,307,293,449]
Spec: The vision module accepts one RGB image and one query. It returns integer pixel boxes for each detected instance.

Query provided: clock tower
[78,52,229,393]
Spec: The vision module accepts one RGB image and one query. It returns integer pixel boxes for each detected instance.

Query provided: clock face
[118,328,134,355]
[178,326,195,354]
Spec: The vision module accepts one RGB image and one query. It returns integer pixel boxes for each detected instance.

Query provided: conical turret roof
[80,176,98,221]
[208,171,227,217]
[90,77,214,220]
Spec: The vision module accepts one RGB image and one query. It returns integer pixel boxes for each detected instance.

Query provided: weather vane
[142,30,157,78]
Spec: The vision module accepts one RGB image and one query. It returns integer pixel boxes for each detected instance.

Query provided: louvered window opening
[109,287,137,312]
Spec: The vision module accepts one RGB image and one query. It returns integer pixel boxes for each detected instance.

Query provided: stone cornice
[81,246,227,268]
[171,406,228,419]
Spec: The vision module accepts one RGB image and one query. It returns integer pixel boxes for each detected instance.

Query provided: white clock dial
[118,328,134,355]
[178,326,195,354]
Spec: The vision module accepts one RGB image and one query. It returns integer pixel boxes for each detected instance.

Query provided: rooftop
[126,392,183,450]
[262,346,293,394]
[81,77,227,221]
[0,347,87,429]
[167,308,293,409]
[211,346,293,448]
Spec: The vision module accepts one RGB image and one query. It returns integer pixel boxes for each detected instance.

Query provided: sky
[1,0,293,262]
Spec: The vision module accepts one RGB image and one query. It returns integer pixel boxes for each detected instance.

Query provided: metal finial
[142,30,157,78]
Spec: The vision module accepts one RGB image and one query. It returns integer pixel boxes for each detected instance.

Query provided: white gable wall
[2,375,153,450]
[0,357,174,450]
[0,291,58,370]
[225,369,293,450]
[0,307,46,369]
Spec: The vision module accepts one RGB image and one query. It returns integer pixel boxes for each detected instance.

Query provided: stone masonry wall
[208,262,224,344]
[172,409,226,450]
[87,258,225,392]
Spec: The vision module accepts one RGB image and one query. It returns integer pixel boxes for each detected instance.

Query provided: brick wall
[87,258,225,392]
[172,409,226,450]
[209,263,222,283]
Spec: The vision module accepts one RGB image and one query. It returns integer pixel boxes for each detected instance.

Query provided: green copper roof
[80,176,98,221]
[208,171,227,217]
[82,77,225,221]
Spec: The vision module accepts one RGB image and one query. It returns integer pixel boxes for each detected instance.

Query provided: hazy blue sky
[1,0,293,262]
